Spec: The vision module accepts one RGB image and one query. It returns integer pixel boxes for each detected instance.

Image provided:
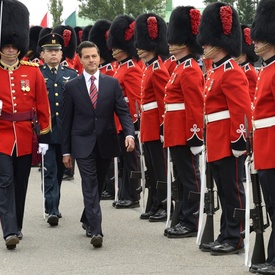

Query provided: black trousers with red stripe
[210,155,245,248]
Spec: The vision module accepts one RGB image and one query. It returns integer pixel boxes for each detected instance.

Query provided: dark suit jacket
[61,72,134,159]
[40,64,77,144]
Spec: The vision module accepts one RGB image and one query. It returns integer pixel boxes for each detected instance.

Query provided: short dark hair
[77,41,100,57]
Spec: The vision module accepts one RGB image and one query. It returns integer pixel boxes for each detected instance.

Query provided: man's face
[80,47,100,75]
[1,44,19,64]
[42,48,62,67]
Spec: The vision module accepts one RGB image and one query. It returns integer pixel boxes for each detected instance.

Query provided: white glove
[232,149,246,158]
[38,143,49,155]
[190,146,203,155]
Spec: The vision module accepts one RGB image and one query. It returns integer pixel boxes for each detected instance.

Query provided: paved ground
[0,166,269,275]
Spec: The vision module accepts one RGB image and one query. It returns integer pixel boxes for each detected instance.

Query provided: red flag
[40,12,48,27]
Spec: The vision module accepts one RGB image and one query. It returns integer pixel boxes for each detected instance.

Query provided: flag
[40,12,48,27]
[65,11,76,27]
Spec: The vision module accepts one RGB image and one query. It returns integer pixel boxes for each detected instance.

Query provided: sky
[19,0,205,26]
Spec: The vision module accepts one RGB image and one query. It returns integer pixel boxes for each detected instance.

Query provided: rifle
[188,160,219,247]
[234,115,269,267]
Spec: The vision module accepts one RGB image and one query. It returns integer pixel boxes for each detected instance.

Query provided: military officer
[38,33,77,226]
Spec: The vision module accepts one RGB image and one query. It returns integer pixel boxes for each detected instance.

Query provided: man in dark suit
[38,33,78,226]
[62,41,135,248]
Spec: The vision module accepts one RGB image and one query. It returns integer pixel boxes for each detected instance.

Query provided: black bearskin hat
[74,26,83,46]
[197,2,241,57]
[1,0,29,59]
[241,25,258,64]
[251,0,275,45]
[167,6,203,56]
[134,13,169,57]
[52,25,77,59]
[26,25,42,60]
[82,25,93,42]
[88,19,114,63]
[107,15,138,59]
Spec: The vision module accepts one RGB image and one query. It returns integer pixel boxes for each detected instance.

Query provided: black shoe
[166,225,197,238]
[17,231,23,240]
[249,262,269,273]
[90,235,103,248]
[86,227,92,238]
[210,242,244,255]
[200,240,221,252]
[115,200,140,209]
[101,191,115,200]
[5,235,19,250]
[47,215,59,226]
[164,223,184,237]
[149,209,167,222]
[112,200,120,207]
[257,264,275,274]
[62,174,74,181]
[57,212,62,218]
[140,210,156,220]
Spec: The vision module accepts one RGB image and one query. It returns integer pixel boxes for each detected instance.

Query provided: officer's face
[42,48,62,67]
[80,47,100,75]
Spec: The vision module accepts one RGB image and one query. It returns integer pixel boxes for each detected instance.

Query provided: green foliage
[77,0,166,21]
[203,0,236,5]
[237,0,257,25]
[49,0,63,27]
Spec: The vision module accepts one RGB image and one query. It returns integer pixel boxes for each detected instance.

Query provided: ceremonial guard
[107,15,142,209]
[38,33,77,225]
[0,0,51,249]
[235,25,258,104]
[163,6,204,238]
[134,13,170,221]
[249,0,275,273]
[197,2,251,255]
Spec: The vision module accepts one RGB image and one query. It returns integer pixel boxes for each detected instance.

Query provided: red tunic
[99,62,116,77]
[140,56,170,142]
[253,60,275,169]
[164,57,204,148]
[113,59,142,132]
[204,58,251,162]
[73,54,83,75]
[0,60,51,156]
[164,55,177,76]
[241,62,257,103]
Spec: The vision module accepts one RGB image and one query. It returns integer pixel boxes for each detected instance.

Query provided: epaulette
[106,64,114,71]
[183,59,192,69]
[153,60,160,71]
[244,64,250,72]
[224,60,233,71]
[61,66,77,72]
[127,60,135,68]
[20,60,39,67]
[171,55,176,61]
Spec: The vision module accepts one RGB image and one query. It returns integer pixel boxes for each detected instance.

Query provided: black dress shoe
[112,200,120,207]
[17,231,23,240]
[47,214,59,226]
[62,174,74,181]
[101,191,115,200]
[115,200,140,209]
[166,225,197,238]
[86,228,92,238]
[149,209,167,222]
[5,235,19,250]
[249,262,270,273]
[91,235,103,248]
[57,212,62,218]
[200,240,221,252]
[210,242,244,255]
[164,223,183,236]
[140,210,156,220]
[257,264,275,274]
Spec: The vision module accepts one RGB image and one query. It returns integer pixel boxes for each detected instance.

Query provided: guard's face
[80,47,100,75]
[42,48,62,67]
[1,44,19,63]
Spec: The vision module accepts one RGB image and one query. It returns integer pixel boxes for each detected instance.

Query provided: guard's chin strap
[169,44,187,54]
[0,50,21,59]
[204,46,219,59]
[255,43,271,55]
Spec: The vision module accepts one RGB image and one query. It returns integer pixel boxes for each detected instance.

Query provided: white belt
[124,97,129,103]
[141,101,158,112]
[253,116,275,129]
[165,103,185,112]
[205,110,230,124]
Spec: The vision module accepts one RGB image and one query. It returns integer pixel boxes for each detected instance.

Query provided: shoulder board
[106,64,113,71]
[127,60,135,68]
[224,60,233,71]
[61,66,76,72]
[20,60,39,67]
[183,59,192,69]
[171,55,176,61]
[244,64,250,72]
[153,60,160,71]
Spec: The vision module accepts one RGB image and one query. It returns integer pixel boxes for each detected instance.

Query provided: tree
[237,0,256,25]
[203,0,236,5]
[49,0,63,27]
[77,0,166,21]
